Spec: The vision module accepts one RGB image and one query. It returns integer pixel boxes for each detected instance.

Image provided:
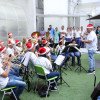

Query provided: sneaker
[87,70,95,75]
[50,87,58,91]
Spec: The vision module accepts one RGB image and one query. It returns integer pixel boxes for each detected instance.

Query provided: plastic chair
[34,65,58,97]
[1,87,17,100]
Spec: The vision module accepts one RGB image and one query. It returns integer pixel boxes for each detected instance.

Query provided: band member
[0,41,4,47]
[80,24,97,74]
[6,41,18,56]
[7,33,15,45]
[69,39,80,66]
[21,43,37,67]
[15,40,22,55]
[0,56,26,100]
[35,47,60,91]
[0,47,19,77]
[27,37,32,43]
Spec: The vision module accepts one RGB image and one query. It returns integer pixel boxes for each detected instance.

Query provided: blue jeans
[65,38,71,42]
[76,37,81,46]
[88,50,96,71]
[6,75,26,98]
[70,52,80,65]
[7,66,19,77]
[46,71,60,86]
[97,96,100,100]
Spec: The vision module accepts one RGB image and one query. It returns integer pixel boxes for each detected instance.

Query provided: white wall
[44,0,68,31]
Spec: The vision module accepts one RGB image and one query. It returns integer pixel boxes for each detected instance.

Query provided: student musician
[0,55,26,100]
[68,39,80,66]
[35,47,60,91]
[7,33,15,45]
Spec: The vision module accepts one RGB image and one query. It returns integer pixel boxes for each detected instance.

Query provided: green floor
[0,54,100,100]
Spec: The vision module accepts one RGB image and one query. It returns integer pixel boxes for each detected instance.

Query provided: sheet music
[54,55,65,66]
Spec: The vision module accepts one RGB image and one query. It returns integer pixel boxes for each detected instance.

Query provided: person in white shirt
[70,27,74,39]
[0,47,20,77]
[60,26,66,39]
[75,27,81,46]
[66,28,72,42]
[15,40,22,55]
[80,24,97,74]
[0,41,4,47]
[35,47,60,91]
[0,55,26,100]
[21,43,37,67]
[72,26,76,38]
[80,26,85,48]
[6,40,18,56]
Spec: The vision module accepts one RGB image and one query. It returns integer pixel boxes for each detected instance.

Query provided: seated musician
[42,40,56,61]
[56,39,70,68]
[15,40,22,55]
[38,36,42,47]
[35,47,60,91]
[27,37,32,43]
[56,39,70,59]
[21,43,37,67]
[0,55,26,100]
[68,39,80,66]
[6,40,18,56]
[0,47,19,77]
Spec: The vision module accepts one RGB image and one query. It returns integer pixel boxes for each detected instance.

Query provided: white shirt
[21,51,37,66]
[56,45,65,55]
[0,65,9,90]
[44,47,51,56]
[35,57,52,75]
[86,31,97,50]
[75,30,81,38]
[66,31,71,38]
[81,30,85,38]
[16,46,22,55]
[60,29,66,38]
[6,47,14,56]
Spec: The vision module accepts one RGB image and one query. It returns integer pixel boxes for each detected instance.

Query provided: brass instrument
[22,37,27,51]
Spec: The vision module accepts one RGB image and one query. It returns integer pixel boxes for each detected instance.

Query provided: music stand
[68,45,87,73]
[54,55,70,87]
[62,46,72,71]
[22,64,31,92]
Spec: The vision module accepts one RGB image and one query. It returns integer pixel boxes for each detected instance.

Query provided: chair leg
[54,80,59,91]
[2,91,5,100]
[11,89,17,100]
[46,81,50,97]
[35,78,39,93]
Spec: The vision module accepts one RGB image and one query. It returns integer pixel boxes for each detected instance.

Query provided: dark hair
[35,45,40,51]
[71,39,76,43]
[59,41,62,45]
[39,54,47,57]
